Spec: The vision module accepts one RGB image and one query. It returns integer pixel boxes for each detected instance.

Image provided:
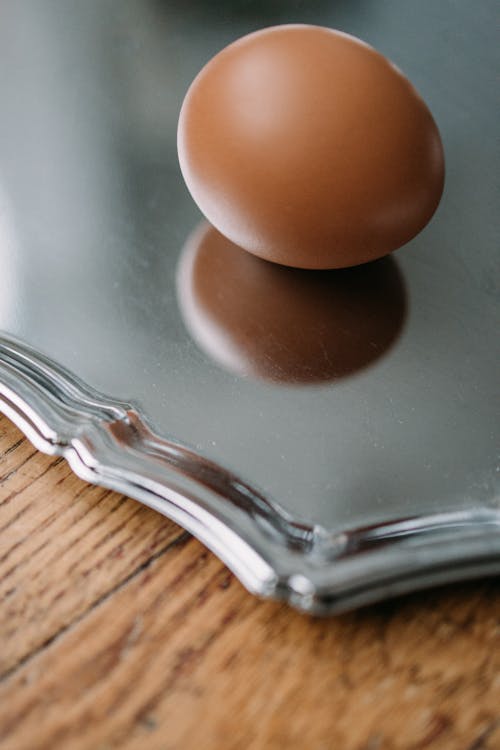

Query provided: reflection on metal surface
[177,222,407,384]
[0,185,20,328]
[0,1,498,612]
[1,332,499,614]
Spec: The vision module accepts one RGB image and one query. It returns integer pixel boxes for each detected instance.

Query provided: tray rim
[1,331,499,614]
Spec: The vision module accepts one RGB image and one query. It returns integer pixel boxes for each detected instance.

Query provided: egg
[177,25,445,269]
[177,222,407,383]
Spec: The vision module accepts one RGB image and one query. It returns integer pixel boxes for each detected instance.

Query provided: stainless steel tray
[1,1,498,613]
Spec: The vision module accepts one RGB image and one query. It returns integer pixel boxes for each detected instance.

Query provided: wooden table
[0,412,498,750]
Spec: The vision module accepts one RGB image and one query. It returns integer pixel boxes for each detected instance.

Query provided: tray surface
[0,1,498,612]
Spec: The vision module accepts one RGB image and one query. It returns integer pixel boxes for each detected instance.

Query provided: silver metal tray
[1,1,499,613]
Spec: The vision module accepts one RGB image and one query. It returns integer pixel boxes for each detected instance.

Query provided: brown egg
[177,222,407,384]
[178,25,445,269]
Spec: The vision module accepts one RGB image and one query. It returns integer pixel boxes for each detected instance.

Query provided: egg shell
[178,25,445,269]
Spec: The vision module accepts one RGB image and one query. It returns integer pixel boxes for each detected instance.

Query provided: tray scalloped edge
[1,332,499,614]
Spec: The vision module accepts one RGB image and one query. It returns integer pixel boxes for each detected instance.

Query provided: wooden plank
[0,415,185,676]
[1,413,499,750]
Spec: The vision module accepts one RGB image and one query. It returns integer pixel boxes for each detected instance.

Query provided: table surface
[1,412,499,750]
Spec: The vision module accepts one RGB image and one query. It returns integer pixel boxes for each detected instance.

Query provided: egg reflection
[177,223,407,384]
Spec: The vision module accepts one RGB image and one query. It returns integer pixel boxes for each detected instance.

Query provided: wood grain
[0,412,499,750]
